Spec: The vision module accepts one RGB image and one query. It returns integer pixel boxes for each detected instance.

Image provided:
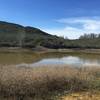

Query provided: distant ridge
[0,21,100,49]
[0,21,65,48]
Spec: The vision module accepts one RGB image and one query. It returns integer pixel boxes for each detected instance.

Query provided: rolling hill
[0,21,65,49]
[0,21,100,49]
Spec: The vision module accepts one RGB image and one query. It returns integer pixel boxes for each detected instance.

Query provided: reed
[0,65,100,99]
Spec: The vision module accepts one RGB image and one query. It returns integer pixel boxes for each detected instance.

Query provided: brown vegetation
[61,91,100,100]
[0,65,100,100]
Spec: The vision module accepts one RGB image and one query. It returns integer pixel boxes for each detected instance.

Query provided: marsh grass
[61,91,100,100]
[0,65,100,100]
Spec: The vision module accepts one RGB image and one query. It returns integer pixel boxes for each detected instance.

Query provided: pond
[0,52,100,67]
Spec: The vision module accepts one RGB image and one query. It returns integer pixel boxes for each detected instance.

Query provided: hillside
[0,21,100,49]
[0,21,65,49]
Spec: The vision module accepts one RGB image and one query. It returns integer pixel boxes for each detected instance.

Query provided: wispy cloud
[57,17,100,31]
[43,17,100,39]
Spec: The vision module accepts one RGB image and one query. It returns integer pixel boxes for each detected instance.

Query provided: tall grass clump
[0,65,100,100]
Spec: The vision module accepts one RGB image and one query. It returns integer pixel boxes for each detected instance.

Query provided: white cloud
[83,21,100,31]
[43,17,100,39]
[44,26,83,39]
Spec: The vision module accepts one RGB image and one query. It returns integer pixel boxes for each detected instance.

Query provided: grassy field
[0,65,100,100]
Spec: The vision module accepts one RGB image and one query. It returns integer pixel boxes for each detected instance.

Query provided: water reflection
[16,55,100,67]
[0,52,100,67]
[31,56,100,67]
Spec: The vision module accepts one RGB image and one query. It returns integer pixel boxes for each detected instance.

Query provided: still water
[0,52,100,67]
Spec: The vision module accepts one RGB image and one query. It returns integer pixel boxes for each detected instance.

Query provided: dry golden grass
[61,91,100,100]
[0,65,100,100]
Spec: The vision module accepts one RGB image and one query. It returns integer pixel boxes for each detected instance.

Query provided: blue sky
[0,0,100,39]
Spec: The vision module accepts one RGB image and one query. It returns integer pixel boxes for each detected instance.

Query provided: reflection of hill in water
[0,52,66,65]
[0,52,100,65]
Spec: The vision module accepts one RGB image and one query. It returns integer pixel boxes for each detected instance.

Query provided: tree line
[0,21,100,49]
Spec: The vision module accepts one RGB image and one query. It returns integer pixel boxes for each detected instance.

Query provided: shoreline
[0,47,100,54]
